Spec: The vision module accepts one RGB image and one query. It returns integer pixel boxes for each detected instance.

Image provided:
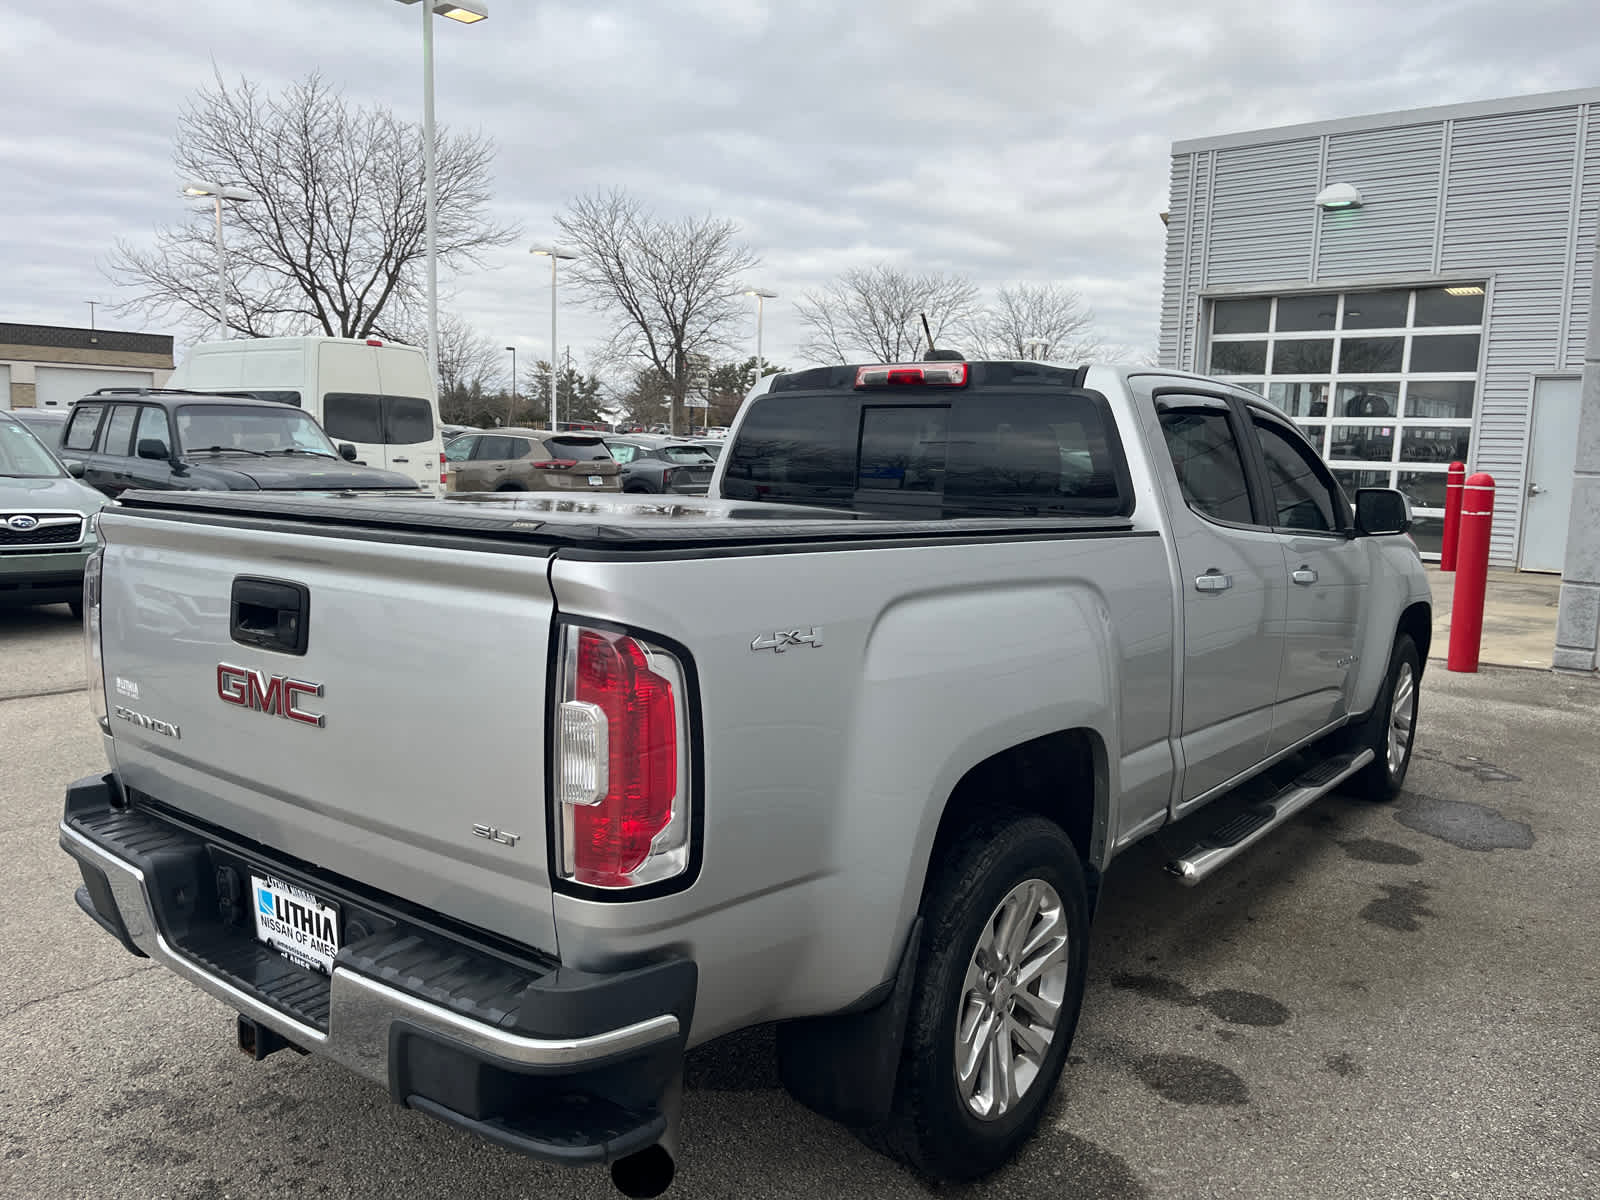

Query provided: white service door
[1520,377,1582,574]
[35,367,154,408]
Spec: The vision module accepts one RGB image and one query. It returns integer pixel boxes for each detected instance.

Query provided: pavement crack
[0,683,88,704]
[0,965,156,1023]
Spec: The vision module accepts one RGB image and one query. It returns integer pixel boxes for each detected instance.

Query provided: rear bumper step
[60,774,694,1167]
[1166,748,1375,885]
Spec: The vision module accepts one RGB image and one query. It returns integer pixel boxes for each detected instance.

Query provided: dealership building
[1,322,174,410]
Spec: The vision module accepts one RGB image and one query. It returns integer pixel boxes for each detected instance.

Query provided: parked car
[671,438,724,462]
[440,424,480,443]
[55,390,419,499]
[166,336,446,494]
[443,428,621,493]
[0,411,104,616]
[61,360,1428,1197]
[604,435,718,494]
[11,407,69,450]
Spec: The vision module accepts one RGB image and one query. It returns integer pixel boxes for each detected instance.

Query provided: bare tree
[794,265,981,364]
[435,315,504,424]
[555,189,758,435]
[964,282,1101,362]
[108,71,517,342]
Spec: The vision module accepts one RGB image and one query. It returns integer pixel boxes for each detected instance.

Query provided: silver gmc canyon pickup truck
[61,360,1430,1197]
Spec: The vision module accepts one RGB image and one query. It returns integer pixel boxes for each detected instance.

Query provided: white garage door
[35,366,154,409]
[0,365,11,410]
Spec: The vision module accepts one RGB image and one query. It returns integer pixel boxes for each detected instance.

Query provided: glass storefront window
[1269,382,1330,418]
[1339,337,1405,373]
[1271,338,1334,373]
[1414,286,1484,327]
[1400,426,1471,462]
[1334,468,1392,496]
[1405,380,1475,419]
[1213,298,1271,334]
[1409,334,1480,373]
[1409,515,1445,557]
[1210,341,1267,374]
[1275,294,1338,331]
[1336,381,1400,418]
[1396,470,1448,508]
[1330,425,1396,462]
[1341,291,1410,329]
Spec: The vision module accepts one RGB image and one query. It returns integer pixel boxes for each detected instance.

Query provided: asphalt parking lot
[3,603,1597,1200]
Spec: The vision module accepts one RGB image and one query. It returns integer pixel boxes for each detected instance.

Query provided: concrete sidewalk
[1423,564,1562,671]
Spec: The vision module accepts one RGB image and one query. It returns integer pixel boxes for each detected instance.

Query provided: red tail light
[555,626,691,889]
[439,452,447,486]
[660,467,676,486]
[532,459,578,470]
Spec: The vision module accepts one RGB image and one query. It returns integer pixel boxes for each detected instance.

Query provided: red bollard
[1447,473,1495,673]
[1440,461,1466,572]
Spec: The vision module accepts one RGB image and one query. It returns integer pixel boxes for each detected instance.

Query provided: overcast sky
[4,0,1598,379]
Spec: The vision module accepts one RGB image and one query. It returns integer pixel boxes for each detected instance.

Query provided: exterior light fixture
[1315,183,1363,210]
[1445,285,1485,297]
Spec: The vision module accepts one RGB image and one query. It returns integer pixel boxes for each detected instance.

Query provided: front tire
[1348,633,1420,802]
[859,813,1089,1182]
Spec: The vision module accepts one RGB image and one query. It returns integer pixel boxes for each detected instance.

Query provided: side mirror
[136,439,170,461]
[1354,488,1412,536]
[64,460,86,478]
[338,443,358,462]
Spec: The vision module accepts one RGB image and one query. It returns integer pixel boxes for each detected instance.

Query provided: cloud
[3,0,1597,374]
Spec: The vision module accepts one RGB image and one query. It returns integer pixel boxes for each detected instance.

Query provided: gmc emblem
[217,663,326,728]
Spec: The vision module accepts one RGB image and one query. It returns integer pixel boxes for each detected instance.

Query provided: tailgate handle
[231,577,311,656]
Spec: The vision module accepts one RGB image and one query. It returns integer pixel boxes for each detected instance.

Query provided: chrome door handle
[493,464,508,471]
[1194,571,1233,593]
[1529,484,1547,497]
[1291,566,1319,585]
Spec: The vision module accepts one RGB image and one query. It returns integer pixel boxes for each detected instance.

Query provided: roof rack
[87,387,204,397]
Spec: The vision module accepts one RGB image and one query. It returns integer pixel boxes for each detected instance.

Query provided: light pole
[743,289,777,391]
[505,345,517,425]
[393,0,488,376]
[183,181,256,338]
[531,247,576,429]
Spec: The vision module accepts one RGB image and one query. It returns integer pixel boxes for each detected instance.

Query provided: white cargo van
[167,337,444,494]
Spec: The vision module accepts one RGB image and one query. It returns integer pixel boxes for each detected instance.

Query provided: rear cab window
[721,363,1132,518]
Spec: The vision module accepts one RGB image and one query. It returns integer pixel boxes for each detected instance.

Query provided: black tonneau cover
[109,489,1139,554]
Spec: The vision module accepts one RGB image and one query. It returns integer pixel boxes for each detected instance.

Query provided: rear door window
[473,436,518,461]
[101,405,140,457]
[385,396,434,444]
[63,404,106,452]
[1160,406,1255,526]
[322,393,383,444]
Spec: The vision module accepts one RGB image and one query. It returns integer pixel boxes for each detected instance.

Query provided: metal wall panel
[1317,126,1443,280]
[1159,156,1191,368]
[1443,108,1583,562]
[1204,140,1319,289]
[1564,110,1599,370]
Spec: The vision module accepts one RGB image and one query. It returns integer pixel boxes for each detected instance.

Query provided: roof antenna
[919,312,964,362]
[920,312,935,360]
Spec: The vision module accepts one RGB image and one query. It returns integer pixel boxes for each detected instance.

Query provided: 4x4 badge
[751,627,823,653]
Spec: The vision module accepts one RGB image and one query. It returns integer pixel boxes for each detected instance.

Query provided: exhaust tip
[610,1144,675,1198]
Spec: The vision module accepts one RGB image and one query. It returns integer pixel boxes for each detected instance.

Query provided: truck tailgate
[96,510,558,956]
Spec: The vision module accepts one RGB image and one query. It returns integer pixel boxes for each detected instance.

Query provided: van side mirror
[1354,488,1411,536]
[137,439,171,461]
[338,443,358,462]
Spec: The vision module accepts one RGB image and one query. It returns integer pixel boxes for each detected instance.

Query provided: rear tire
[857,813,1089,1182]
[1347,633,1420,802]
[493,482,526,492]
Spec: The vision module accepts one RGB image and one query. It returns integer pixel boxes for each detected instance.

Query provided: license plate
[588,475,604,486]
[251,874,340,975]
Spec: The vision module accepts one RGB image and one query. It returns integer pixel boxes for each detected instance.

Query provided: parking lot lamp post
[183,181,256,338]
[505,345,517,424]
[392,0,489,376]
[743,289,777,388]
[530,247,576,429]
